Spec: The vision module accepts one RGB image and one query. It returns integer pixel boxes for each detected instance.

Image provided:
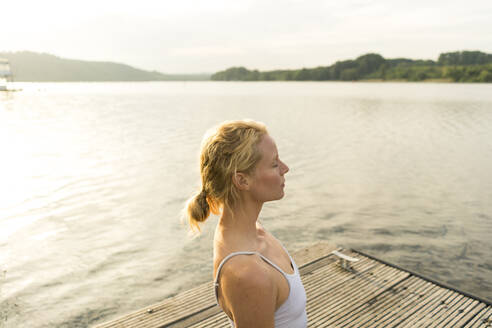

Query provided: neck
[217,198,264,248]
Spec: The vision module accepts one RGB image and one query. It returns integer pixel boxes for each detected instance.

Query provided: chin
[264,193,284,202]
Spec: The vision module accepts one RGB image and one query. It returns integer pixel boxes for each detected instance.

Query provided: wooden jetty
[95,242,492,327]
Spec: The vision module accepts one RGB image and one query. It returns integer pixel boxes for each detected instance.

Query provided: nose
[280,160,289,175]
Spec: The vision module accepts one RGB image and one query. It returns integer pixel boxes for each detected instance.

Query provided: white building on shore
[0,58,13,91]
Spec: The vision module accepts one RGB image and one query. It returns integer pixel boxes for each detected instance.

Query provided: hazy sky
[2,0,492,73]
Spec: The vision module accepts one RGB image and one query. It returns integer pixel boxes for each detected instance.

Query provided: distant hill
[212,51,492,83]
[0,51,210,81]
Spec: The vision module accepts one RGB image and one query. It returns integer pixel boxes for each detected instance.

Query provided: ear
[232,172,250,191]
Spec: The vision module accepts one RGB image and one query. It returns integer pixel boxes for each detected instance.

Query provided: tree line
[211,51,492,83]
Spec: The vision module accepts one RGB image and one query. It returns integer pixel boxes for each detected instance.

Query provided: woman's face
[248,134,289,202]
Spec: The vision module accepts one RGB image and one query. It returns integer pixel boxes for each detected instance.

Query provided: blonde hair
[184,120,268,233]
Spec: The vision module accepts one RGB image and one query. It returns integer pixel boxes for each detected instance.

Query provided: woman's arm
[219,255,277,328]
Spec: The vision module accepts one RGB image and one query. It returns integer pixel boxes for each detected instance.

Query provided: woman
[185,120,307,328]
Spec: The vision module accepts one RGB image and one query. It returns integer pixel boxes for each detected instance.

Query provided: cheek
[251,170,284,201]
[257,171,281,186]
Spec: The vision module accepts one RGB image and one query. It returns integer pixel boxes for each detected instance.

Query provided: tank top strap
[214,251,256,303]
[255,252,290,276]
[214,252,256,285]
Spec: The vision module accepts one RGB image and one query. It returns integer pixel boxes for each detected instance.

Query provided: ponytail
[186,190,209,232]
[185,189,220,233]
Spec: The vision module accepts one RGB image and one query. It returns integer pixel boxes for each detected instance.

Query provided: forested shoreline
[211,51,492,82]
[2,50,491,82]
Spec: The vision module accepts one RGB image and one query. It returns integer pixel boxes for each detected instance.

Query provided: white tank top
[214,248,308,328]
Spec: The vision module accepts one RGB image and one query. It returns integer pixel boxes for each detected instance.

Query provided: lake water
[1,82,491,327]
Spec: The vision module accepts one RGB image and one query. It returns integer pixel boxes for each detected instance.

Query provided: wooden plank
[178,310,229,328]
[442,299,481,327]
[391,282,470,326]
[165,306,222,328]
[343,277,438,327]
[391,285,455,327]
[450,302,488,327]
[408,289,462,327]
[307,265,403,320]
[96,281,216,328]
[428,297,475,328]
[425,293,467,326]
[323,270,416,327]
[380,285,446,328]
[305,258,392,318]
[463,306,492,328]
[308,265,410,326]
[111,288,216,328]
[305,261,394,315]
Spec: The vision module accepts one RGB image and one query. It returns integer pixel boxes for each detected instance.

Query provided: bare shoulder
[220,254,273,288]
[219,254,277,327]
